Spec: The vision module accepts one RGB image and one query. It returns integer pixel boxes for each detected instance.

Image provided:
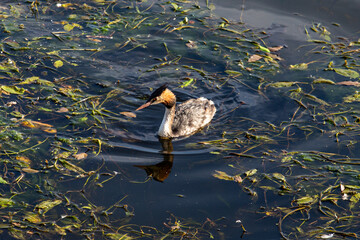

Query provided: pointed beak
[136,101,151,111]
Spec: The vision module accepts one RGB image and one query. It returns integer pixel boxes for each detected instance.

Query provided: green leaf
[344,185,360,190]
[258,45,270,53]
[47,50,60,56]
[208,3,216,11]
[19,76,39,84]
[333,68,359,79]
[245,132,275,142]
[0,177,8,184]
[259,186,276,191]
[68,14,77,20]
[38,107,52,112]
[296,196,315,205]
[54,224,67,236]
[321,33,331,42]
[210,151,220,154]
[35,199,62,214]
[350,193,360,209]
[59,159,86,174]
[304,93,330,106]
[37,79,55,86]
[0,198,15,208]
[289,63,308,70]
[350,193,360,203]
[19,76,54,86]
[328,61,334,68]
[5,41,20,49]
[9,228,24,240]
[23,212,42,224]
[9,5,21,18]
[281,156,293,162]
[78,116,88,123]
[64,24,74,32]
[106,233,132,240]
[1,85,25,94]
[213,170,233,181]
[170,3,181,11]
[0,58,19,75]
[245,169,257,177]
[272,173,286,182]
[344,92,360,103]
[269,82,298,88]
[180,78,194,88]
[312,78,335,84]
[298,153,317,161]
[225,70,242,76]
[54,60,64,68]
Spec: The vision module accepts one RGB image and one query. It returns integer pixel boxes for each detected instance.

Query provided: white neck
[158,106,175,138]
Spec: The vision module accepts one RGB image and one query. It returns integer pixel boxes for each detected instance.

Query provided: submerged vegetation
[0,0,358,239]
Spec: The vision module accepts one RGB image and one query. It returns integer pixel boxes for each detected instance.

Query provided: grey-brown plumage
[136,84,216,138]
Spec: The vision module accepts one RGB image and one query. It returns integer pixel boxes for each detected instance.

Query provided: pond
[0,0,359,239]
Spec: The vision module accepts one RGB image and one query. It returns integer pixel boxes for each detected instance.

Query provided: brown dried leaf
[74,153,87,160]
[16,156,31,164]
[268,46,284,52]
[185,40,197,49]
[22,168,39,173]
[21,120,56,133]
[56,107,69,113]
[42,128,57,134]
[234,175,243,183]
[337,81,360,87]
[267,53,283,61]
[120,111,136,118]
[248,54,263,63]
[87,38,102,43]
[22,120,53,128]
[20,120,36,128]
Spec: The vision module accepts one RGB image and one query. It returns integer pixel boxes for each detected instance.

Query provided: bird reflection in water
[134,138,174,182]
[134,84,216,182]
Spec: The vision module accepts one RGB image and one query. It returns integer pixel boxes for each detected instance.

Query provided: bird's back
[171,97,216,137]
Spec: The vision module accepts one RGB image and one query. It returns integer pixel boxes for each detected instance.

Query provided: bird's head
[136,84,176,111]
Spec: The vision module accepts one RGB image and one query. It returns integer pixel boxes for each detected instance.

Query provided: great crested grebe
[136,84,216,138]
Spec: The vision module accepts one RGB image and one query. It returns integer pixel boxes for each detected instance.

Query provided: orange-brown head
[136,84,176,111]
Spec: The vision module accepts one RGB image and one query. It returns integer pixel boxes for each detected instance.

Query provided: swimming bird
[136,84,216,138]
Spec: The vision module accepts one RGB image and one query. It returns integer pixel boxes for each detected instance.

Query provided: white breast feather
[158,107,173,138]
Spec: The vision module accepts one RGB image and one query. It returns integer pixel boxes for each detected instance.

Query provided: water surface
[0,0,359,239]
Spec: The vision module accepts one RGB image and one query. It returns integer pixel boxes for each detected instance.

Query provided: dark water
[77,1,359,239]
[1,0,359,239]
